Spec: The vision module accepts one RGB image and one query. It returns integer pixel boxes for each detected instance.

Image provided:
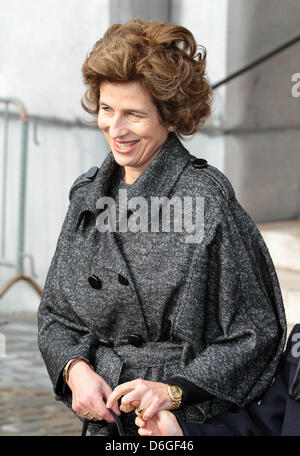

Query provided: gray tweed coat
[37,132,286,434]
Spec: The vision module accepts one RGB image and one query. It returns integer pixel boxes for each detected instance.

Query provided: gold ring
[84,411,94,420]
[136,406,145,417]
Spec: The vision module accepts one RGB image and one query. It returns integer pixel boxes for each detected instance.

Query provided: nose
[109,114,129,138]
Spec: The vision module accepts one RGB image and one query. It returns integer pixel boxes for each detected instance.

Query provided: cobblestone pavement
[0,312,82,436]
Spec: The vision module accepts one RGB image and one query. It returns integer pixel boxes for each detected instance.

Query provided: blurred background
[0,0,299,436]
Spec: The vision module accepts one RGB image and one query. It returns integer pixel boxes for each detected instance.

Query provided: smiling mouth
[113,139,140,153]
[115,140,139,146]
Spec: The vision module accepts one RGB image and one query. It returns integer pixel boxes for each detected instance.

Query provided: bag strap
[81,419,89,436]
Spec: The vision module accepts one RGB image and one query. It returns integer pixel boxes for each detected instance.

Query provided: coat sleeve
[174,196,287,408]
[37,202,92,398]
[37,187,123,401]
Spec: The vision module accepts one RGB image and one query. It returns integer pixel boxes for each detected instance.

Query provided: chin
[111,154,134,169]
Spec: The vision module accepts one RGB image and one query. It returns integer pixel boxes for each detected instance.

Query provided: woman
[37,19,286,436]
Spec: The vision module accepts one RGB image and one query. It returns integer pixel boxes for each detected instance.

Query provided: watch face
[170,385,182,399]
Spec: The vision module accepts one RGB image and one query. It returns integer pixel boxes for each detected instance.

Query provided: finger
[106,380,141,407]
[78,409,94,421]
[102,386,121,416]
[79,406,114,423]
[120,403,135,413]
[135,416,146,428]
[120,398,141,413]
[90,397,116,423]
[106,397,121,416]
[140,402,161,421]
[138,427,153,436]
[120,390,142,409]
[106,387,134,409]
[104,401,120,419]
[73,400,100,421]
[111,403,121,416]
[93,406,115,423]
[131,400,140,408]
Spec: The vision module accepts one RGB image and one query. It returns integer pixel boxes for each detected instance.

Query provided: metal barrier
[0,97,42,299]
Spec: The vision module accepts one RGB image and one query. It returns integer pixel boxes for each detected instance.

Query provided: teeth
[115,141,138,149]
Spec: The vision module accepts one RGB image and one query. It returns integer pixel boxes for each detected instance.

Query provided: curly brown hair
[81,19,213,137]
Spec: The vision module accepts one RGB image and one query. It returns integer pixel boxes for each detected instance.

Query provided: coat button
[88,275,102,290]
[127,334,143,347]
[85,166,99,179]
[118,274,129,286]
[98,338,113,348]
[192,158,208,169]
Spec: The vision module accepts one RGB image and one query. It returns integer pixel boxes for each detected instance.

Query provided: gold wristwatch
[167,385,183,410]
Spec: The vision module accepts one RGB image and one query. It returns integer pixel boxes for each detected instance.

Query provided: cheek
[136,120,159,138]
[98,115,110,130]
[143,123,164,141]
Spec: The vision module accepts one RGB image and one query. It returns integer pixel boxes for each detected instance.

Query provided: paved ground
[0,312,82,436]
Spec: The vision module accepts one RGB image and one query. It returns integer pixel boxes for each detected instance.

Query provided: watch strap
[167,384,183,410]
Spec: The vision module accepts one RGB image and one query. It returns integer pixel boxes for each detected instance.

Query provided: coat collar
[78,132,191,221]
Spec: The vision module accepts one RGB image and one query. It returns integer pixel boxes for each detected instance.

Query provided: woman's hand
[67,360,121,423]
[135,410,184,436]
[106,379,173,421]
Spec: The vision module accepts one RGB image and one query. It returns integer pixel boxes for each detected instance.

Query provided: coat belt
[113,341,184,368]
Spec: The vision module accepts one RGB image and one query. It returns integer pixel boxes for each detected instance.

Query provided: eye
[129,112,142,118]
[100,106,112,113]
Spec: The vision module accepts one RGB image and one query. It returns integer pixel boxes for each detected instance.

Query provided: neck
[121,148,162,185]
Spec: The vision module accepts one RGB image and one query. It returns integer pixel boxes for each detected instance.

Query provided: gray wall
[110,0,171,23]
[171,0,229,172]
[224,0,300,221]
[0,0,110,121]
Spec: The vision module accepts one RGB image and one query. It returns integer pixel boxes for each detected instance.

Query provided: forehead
[99,80,154,109]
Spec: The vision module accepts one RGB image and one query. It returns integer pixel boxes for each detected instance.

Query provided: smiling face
[97,80,169,184]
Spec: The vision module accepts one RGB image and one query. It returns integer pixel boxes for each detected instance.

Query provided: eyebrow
[99,101,148,116]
